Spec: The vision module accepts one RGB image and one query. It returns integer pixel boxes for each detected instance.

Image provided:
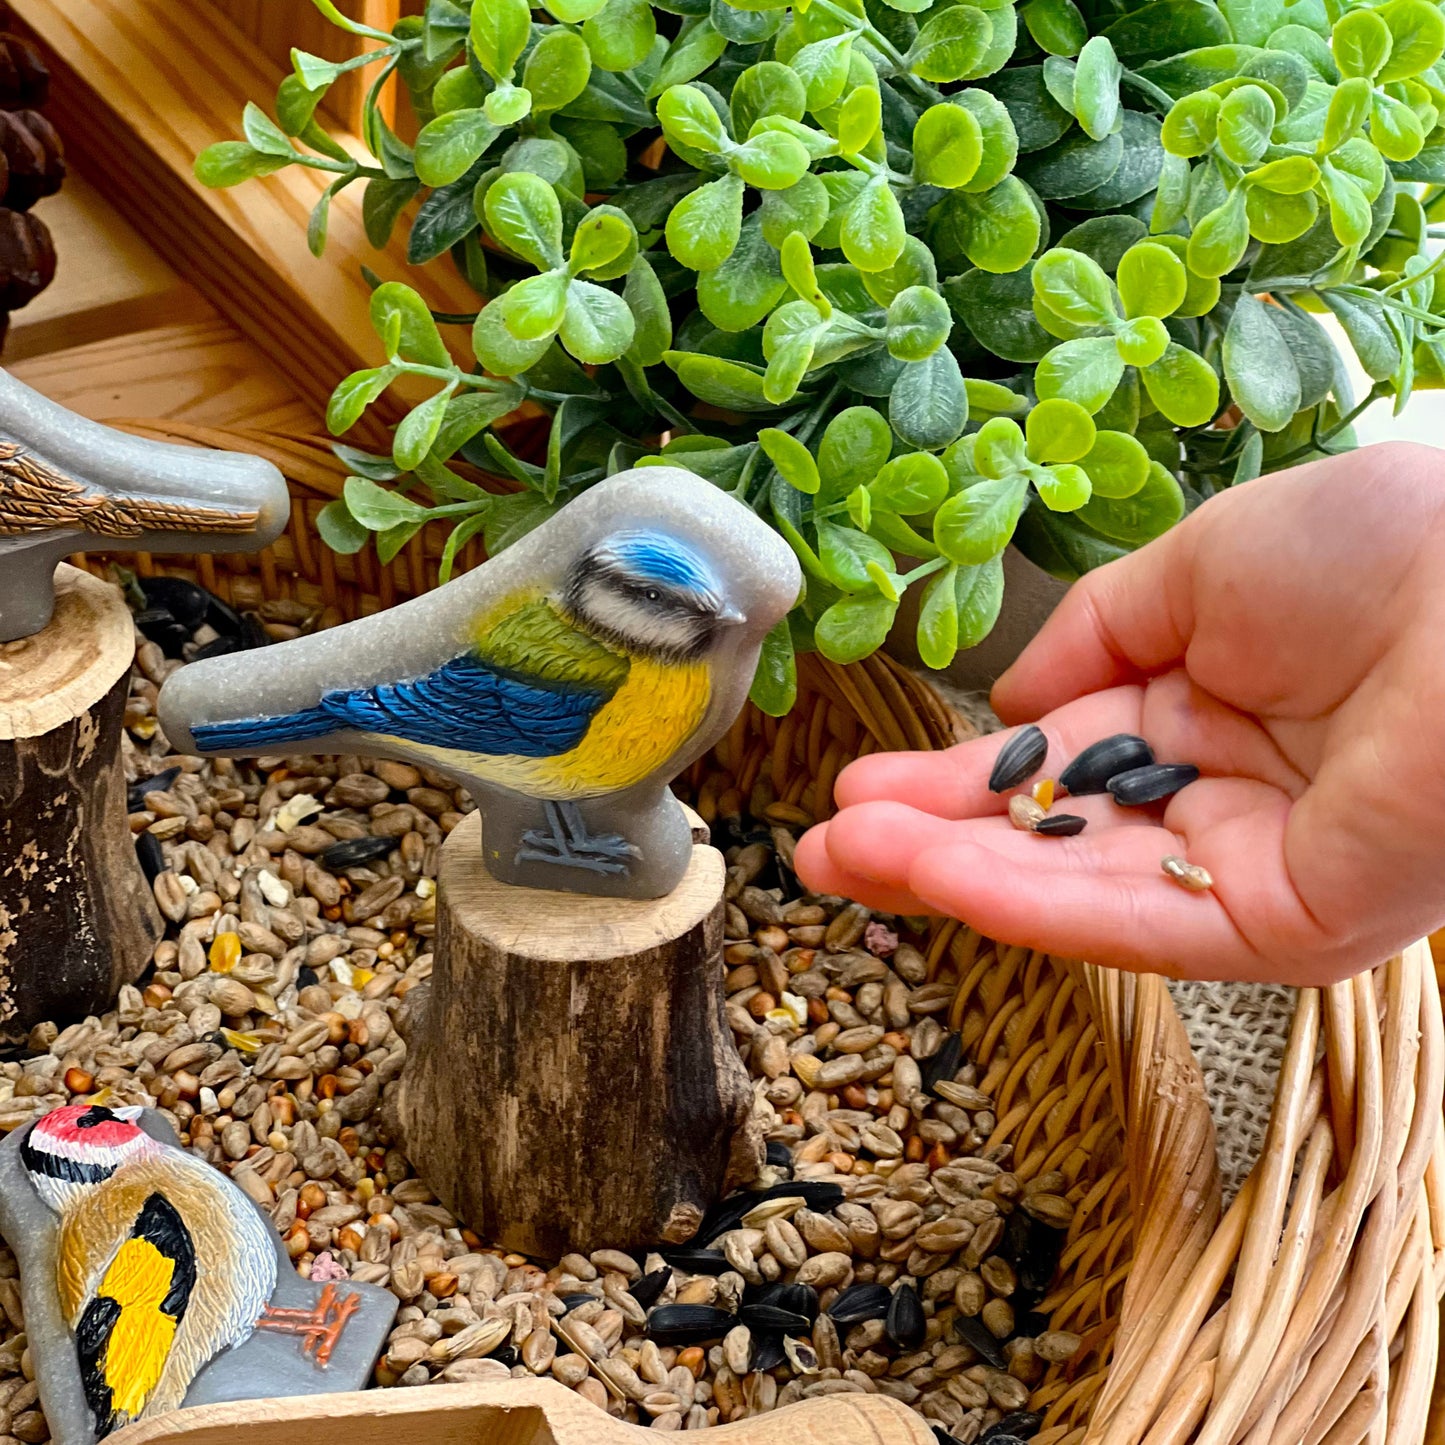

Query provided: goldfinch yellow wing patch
[74,1193,197,1437]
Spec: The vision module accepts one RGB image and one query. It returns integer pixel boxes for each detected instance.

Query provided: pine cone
[0,208,54,309]
[0,110,62,210]
[0,34,47,112]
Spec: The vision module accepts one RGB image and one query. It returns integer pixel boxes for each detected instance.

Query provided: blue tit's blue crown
[589,532,724,607]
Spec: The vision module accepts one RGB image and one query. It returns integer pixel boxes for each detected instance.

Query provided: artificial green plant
[200,0,1445,712]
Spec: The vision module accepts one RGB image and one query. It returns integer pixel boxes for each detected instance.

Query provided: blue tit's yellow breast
[502,654,712,798]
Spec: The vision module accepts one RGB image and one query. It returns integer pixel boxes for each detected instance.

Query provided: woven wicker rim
[79,423,1445,1445]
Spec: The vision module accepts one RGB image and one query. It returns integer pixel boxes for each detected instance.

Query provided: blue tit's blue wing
[191,653,619,759]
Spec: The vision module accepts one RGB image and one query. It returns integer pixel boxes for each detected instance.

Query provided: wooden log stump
[0,564,160,1044]
[390,807,760,1257]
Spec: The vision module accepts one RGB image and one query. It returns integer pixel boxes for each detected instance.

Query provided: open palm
[795,442,1445,984]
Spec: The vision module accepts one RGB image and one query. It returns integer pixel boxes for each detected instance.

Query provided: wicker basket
[74,423,1445,1445]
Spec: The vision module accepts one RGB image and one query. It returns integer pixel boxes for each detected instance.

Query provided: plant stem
[1122,68,1178,114]
[1266,383,1387,468]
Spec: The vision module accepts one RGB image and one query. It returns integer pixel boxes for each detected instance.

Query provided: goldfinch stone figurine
[158,469,801,899]
[0,368,289,641]
[0,1104,397,1444]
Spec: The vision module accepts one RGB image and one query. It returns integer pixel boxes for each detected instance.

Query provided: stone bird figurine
[0,369,290,641]
[0,1104,396,1445]
[159,469,801,898]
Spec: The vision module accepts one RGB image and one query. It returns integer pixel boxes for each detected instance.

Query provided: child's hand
[795,442,1445,985]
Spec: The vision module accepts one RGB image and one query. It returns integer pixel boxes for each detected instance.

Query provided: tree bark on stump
[390,808,759,1258]
[0,565,160,1044]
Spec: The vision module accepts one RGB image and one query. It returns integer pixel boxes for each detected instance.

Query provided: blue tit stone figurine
[0,1103,397,1445]
[158,469,802,899]
[0,369,290,642]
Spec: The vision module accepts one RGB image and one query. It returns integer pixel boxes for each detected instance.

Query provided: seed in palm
[988,725,1048,793]
[1033,813,1087,836]
[1106,763,1200,806]
[1058,734,1154,795]
[1162,855,1213,891]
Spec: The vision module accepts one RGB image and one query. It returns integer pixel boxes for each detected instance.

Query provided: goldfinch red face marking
[21,1105,156,1213]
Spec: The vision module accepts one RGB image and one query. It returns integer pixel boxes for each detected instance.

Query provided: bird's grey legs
[516,801,641,876]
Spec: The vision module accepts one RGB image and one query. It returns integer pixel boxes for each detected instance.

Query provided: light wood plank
[9,0,480,433]
[204,0,402,131]
[8,320,317,432]
[5,172,211,363]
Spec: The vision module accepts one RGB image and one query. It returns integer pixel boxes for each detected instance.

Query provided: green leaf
[914,103,983,188]
[1162,91,1221,157]
[841,178,907,272]
[979,65,1073,153]
[1026,397,1096,463]
[1116,240,1187,319]
[1034,336,1126,412]
[583,0,658,70]
[792,34,855,110]
[569,210,635,276]
[1115,315,1169,367]
[497,270,570,341]
[891,347,970,450]
[1223,293,1302,431]
[363,176,420,249]
[815,592,899,664]
[908,5,993,83]
[1319,162,1371,246]
[1187,185,1250,278]
[731,129,813,189]
[1321,289,1401,379]
[471,0,532,80]
[242,102,295,158]
[194,141,293,188]
[944,265,1053,362]
[667,174,746,270]
[1077,460,1184,542]
[394,388,453,472]
[933,177,1041,274]
[760,175,831,246]
[1323,75,1374,149]
[317,498,370,554]
[733,62,807,135]
[649,17,729,95]
[1101,0,1231,62]
[750,618,798,716]
[934,475,1029,562]
[1371,90,1425,162]
[1032,462,1092,510]
[917,566,960,669]
[484,171,565,270]
[559,280,636,363]
[473,302,555,375]
[327,365,401,436]
[1378,0,1445,81]
[433,388,524,461]
[658,83,729,154]
[1080,429,1150,498]
[759,428,821,493]
[837,84,883,156]
[975,417,1027,477]
[954,555,1006,648]
[414,109,501,187]
[370,282,451,368]
[698,216,787,331]
[1016,127,1124,198]
[664,351,774,409]
[1141,342,1220,425]
[1245,154,1320,194]
[819,406,893,501]
[1074,36,1123,141]
[819,522,894,590]
[622,256,672,366]
[1216,83,1276,165]
[1032,246,1118,327]
[1023,0,1088,57]
[343,475,430,532]
[524,29,593,114]
[886,286,953,362]
[1332,7,1393,79]
[871,452,949,513]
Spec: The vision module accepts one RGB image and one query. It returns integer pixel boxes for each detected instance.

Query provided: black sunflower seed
[320,835,396,870]
[1107,763,1200,807]
[886,1282,926,1348]
[757,1281,819,1322]
[139,576,210,631]
[135,831,165,883]
[921,1031,964,1096]
[128,766,181,812]
[988,725,1049,793]
[135,607,190,659]
[743,1304,813,1332]
[656,1246,731,1275]
[298,965,321,990]
[490,1345,519,1367]
[629,1267,671,1311]
[1003,1211,1066,1309]
[956,1312,1007,1367]
[1059,734,1154,796]
[645,1304,738,1346]
[1034,813,1087,837]
[697,1180,844,1246]
[751,1332,787,1372]
[193,636,243,660]
[559,1293,596,1313]
[766,1141,793,1171]
[828,1282,891,1324]
[980,1413,1043,1444]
